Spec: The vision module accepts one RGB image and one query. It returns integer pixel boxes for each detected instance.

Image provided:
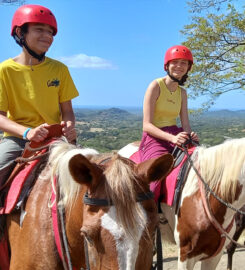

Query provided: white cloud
[58,53,117,70]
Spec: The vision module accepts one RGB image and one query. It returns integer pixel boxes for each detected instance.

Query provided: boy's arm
[0,111,49,142]
[0,111,27,137]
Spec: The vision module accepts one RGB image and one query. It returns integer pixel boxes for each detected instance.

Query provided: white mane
[193,137,245,201]
[48,140,99,207]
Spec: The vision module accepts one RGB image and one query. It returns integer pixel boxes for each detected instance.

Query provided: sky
[0,0,244,110]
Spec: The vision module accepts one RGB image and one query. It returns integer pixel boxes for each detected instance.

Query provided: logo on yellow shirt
[47,79,60,87]
[167,98,175,105]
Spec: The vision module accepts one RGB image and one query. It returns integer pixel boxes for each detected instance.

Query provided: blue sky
[0,0,244,110]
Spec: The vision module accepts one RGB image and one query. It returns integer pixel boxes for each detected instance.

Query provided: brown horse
[119,138,245,269]
[7,140,173,270]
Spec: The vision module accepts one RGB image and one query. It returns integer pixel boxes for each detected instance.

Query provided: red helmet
[164,45,193,71]
[11,4,57,36]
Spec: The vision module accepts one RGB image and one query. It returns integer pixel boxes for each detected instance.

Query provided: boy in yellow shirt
[0,4,79,186]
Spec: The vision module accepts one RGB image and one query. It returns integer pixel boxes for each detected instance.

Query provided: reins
[151,226,163,270]
[181,138,245,248]
[15,142,51,163]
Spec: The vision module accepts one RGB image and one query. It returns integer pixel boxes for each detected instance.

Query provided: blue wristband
[23,128,31,140]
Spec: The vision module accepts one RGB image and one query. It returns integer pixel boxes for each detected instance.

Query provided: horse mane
[48,140,99,207]
[48,141,147,239]
[103,154,147,239]
[194,138,245,201]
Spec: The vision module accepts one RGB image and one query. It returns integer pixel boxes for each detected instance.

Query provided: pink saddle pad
[130,148,195,206]
[163,147,195,206]
[0,160,40,270]
[0,159,39,215]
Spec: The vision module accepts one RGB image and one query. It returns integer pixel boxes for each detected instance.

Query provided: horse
[118,137,245,270]
[5,138,174,270]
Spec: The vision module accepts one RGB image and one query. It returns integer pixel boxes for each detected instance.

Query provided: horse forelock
[48,141,99,207]
[195,138,245,201]
[104,154,147,240]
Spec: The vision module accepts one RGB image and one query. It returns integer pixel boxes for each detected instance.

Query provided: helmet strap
[167,70,188,86]
[13,33,45,62]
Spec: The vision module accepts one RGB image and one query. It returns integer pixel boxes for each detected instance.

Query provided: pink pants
[139,125,183,202]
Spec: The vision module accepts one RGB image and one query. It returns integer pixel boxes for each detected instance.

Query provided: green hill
[75,108,245,152]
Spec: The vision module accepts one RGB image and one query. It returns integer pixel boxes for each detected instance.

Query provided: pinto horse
[6,139,174,270]
[118,138,245,270]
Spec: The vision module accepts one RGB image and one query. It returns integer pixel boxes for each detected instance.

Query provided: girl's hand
[190,131,199,142]
[171,132,189,146]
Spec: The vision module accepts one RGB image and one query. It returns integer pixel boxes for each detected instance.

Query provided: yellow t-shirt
[0,57,79,137]
[153,78,182,128]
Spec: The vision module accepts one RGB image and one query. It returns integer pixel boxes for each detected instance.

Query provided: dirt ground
[159,224,245,270]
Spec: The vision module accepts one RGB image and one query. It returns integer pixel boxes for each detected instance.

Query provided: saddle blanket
[0,159,42,270]
[130,148,194,206]
[0,159,40,215]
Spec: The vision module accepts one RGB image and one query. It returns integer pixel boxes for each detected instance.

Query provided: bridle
[81,191,162,270]
[83,191,154,206]
[50,153,161,270]
[81,156,164,270]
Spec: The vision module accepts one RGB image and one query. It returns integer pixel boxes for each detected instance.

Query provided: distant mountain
[74,107,245,121]
[96,107,132,118]
[75,107,139,122]
[200,109,245,119]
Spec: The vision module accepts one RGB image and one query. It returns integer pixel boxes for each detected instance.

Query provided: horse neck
[186,165,244,227]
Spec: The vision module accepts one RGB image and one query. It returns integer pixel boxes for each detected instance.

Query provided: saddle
[161,146,195,207]
[129,144,196,209]
[172,146,186,168]
[0,124,63,214]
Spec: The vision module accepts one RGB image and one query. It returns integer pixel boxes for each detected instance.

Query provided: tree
[182,0,245,108]
[187,0,233,12]
[0,0,25,5]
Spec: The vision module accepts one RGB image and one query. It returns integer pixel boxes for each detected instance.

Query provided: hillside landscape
[0,108,243,152]
[75,108,245,152]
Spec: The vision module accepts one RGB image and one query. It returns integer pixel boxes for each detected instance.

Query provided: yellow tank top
[153,78,182,128]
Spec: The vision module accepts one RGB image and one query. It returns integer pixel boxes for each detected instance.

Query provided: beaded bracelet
[23,127,31,140]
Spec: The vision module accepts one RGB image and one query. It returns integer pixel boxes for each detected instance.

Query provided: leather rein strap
[51,177,77,270]
[198,179,235,259]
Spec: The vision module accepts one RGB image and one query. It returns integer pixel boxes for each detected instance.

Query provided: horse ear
[136,154,174,183]
[69,154,102,187]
